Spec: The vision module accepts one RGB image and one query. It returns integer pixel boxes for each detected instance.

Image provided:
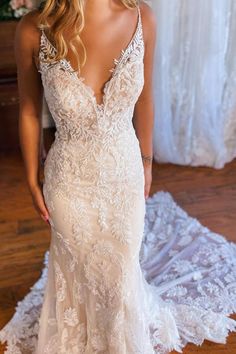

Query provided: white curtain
[152,0,236,169]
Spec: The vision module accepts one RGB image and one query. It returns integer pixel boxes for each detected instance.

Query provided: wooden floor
[0,150,236,354]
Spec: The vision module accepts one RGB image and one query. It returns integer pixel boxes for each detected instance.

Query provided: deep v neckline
[40,6,142,111]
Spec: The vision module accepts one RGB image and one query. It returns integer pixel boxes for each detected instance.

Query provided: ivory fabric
[152,0,236,168]
[0,5,236,354]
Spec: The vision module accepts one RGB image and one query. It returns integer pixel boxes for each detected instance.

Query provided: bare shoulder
[15,9,42,51]
[139,1,157,43]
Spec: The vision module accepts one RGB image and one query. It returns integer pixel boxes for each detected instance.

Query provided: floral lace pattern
[0,191,236,353]
[152,1,236,168]
[1,4,236,354]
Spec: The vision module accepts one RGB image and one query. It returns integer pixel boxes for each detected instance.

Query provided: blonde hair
[38,0,139,73]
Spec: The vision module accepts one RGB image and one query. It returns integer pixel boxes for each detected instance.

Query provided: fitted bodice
[38,7,145,202]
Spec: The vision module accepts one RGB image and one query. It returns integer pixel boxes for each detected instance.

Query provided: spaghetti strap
[137,4,142,29]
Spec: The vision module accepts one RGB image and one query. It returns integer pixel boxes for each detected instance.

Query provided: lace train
[1,191,236,354]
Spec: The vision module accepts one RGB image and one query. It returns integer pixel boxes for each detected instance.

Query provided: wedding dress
[152,0,236,168]
[1,6,236,354]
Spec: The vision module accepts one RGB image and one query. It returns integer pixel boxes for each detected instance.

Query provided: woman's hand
[29,183,50,225]
[144,164,152,200]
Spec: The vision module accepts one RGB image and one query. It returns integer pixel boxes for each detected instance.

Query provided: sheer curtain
[152,0,236,168]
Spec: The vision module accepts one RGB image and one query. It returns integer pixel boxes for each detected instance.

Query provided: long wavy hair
[38,0,139,73]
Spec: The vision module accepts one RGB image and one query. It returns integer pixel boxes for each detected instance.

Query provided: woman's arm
[15,11,50,224]
[133,2,157,199]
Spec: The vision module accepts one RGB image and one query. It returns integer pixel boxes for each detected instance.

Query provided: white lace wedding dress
[1,6,236,354]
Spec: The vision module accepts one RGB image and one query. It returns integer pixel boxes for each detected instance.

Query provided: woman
[1,0,236,353]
